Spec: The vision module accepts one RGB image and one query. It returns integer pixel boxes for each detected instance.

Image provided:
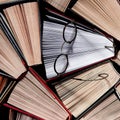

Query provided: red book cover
[3,67,72,120]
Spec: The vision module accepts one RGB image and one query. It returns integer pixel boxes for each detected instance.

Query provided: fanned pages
[72,0,120,41]
[42,14,114,79]
[54,61,120,117]
[81,94,120,120]
[0,26,26,79]
[45,0,71,12]
[7,70,70,120]
[3,2,41,66]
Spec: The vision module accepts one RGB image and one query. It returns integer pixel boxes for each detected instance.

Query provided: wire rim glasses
[54,22,77,75]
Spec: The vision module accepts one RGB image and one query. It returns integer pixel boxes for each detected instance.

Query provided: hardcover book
[72,0,120,42]
[53,61,120,118]
[81,83,120,120]
[42,10,115,79]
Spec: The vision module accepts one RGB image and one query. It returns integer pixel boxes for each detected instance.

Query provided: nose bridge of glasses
[61,41,75,54]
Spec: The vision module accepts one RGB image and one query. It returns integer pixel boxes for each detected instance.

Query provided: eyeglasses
[53,22,115,76]
[54,22,77,75]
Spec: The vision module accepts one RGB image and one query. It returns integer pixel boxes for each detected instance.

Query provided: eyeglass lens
[63,22,77,43]
[54,54,68,75]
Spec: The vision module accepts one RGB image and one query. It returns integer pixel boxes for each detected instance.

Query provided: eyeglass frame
[54,22,77,75]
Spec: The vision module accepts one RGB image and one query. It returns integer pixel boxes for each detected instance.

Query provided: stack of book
[0,0,120,120]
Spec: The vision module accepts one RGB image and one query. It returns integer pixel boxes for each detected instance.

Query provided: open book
[5,69,70,120]
[42,10,115,79]
[72,0,120,42]
[2,1,41,66]
[81,84,120,120]
[0,1,42,78]
[54,61,120,118]
[0,16,70,120]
